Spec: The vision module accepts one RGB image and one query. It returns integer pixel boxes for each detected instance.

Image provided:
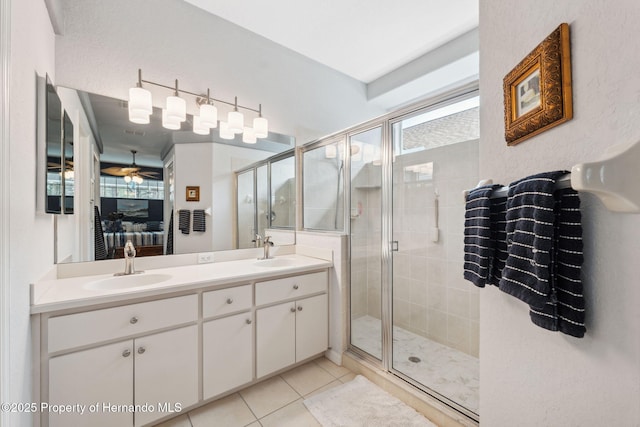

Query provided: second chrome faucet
[254,234,274,260]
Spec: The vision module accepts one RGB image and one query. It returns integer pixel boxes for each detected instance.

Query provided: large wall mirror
[52,87,295,264]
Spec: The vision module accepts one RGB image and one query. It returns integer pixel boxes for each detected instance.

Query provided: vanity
[31,251,332,427]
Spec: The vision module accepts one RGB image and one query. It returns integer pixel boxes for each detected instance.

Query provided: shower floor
[351,315,479,413]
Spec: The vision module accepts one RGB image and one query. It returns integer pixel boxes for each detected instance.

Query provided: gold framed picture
[504,23,573,146]
[186,186,200,202]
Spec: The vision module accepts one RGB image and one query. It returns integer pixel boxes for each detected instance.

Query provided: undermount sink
[84,273,173,291]
[253,257,296,268]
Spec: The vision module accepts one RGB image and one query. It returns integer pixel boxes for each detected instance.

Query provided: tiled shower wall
[350,163,382,320]
[392,139,479,357]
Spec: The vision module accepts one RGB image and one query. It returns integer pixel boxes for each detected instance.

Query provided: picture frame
[503,23,573,146]
[186,186,200,202]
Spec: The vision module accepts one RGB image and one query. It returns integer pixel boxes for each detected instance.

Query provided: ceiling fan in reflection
[100,150,159,184]
[47,158,74,179]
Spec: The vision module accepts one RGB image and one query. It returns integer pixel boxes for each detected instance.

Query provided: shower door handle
[390,241,399,252]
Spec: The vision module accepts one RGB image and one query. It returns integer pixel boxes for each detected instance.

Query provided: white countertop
[31,254,332,314]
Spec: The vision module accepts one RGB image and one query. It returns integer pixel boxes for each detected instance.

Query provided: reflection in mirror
[270,154,296,228]
[62,112,75,214]
[302,139,345,231]
[256,164,269,238]
[45,79,63,214]
[54,88,295,263]
[235,150,295,249]
[236,169,255,249]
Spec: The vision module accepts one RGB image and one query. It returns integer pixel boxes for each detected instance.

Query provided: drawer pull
[293,284,299,290]
[246,318,252,325]
[122,349,131,358]
[137,346,146,355]
[290,307,296,313]
[226,298,234,304]
[130,316,138,324]
[297,306,303,311]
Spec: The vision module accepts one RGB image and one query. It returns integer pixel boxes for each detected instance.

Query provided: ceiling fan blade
[100,167,128,176]
[138,171,160,179]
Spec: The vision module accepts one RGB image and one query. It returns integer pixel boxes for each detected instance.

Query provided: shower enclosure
[347,91,480,419]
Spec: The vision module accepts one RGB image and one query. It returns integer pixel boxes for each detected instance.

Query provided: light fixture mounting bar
[139,77,261,114]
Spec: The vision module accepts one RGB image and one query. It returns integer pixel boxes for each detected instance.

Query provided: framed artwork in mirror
[186,186,200,202]
[503,23,573,146]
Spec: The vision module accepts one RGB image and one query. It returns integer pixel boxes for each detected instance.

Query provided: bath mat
[303,375,436,427]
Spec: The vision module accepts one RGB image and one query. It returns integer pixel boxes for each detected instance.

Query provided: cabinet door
[203,312,253,399]
[256,301,296,378]
[49,340,133,427]
[134,325,198,427]
[295,294,328,362]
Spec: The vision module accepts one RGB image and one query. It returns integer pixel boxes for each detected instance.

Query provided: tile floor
[153,358,356,427]
[352,315,479,413]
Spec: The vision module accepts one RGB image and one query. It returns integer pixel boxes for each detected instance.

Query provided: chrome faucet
[117,240,138,276]
[259,235,274,260]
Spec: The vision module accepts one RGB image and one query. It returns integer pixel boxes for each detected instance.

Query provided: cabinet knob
[122,349,131,358]
[130,316,138,324]
[297,306,303,311]
[293,284,299,290]
[290,307,296,313]
[226,298,234,304]
[246,318,252,324]
[137,346,146,355]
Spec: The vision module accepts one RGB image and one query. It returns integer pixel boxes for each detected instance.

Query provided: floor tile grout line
[238,391,261,423]
[244,375,301,421]
[281,368,339,399]
[312,358,346,380]
[278,373,305,399]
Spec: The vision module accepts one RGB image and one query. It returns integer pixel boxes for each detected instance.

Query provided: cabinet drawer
[48,294,198,353]
[203,284,252,318]
[255,271,327,306]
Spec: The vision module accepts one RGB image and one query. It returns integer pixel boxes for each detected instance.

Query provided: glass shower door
[349,126,383,360]
[390,96,480,415]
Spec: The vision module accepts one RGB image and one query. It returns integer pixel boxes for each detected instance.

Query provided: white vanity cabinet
[202,285,253,400]
[255,271,328,378]
[49,340,133,427]
[133,325,198,426]
[35,261,332,427]
[45,295,198,427]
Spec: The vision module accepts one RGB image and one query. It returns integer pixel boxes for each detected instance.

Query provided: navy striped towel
[463,184,505,287]
[499,171,585,337]
[166,210,174,255]
[94,206,108,260]
[178,210,191,235]
[193,209,206,232]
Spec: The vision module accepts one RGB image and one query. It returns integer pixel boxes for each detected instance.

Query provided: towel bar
[464,139,640,213]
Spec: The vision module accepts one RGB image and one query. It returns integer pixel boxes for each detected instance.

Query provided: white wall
[55,0,385,146]
[479,1,640,425]
[7,0,56,425]
[173,143,214,254]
